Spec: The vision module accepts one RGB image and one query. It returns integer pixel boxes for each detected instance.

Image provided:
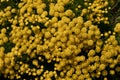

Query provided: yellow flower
[3,37,8,43]
[99,64,106,71]
[37,8,43,15]
[27,7,33,13]
[36,69,43,75]
[0,58,4,70]
[1,28,7,33]
[59,5,65,12]
[62,16,71,23]
[65,9,73,17]
[102,70,108,76]
[114,23,120,33]
[88,49,95,57]
[51,17,58,23]
[75,56,85,62]
[32,59,39,67]
[11,8,16,13]
[109,70,115,75]
[41,11,48,18]
[81,8,87,16]
[45,31,52,39]
[87,40,94,46]
[6,6,12,11]
[62,0,70,5]
[0,40,4,45]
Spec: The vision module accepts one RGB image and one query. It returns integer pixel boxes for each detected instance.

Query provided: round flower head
[65,9,73,17]
[114,23,120,33]
[87,40,94,46]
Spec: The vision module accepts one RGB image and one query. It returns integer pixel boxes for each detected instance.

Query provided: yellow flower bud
[99,64,106,71]
[75,55,85,62]
[26,29,32,35]
[87,40,94,46]
[84,21,92,27]
[0,40,4,45]
[13,20,18,25]
[3,37,8,43]
[94,56,99,62]
[32,59,39,66]
[49,9,55,16]
[88,49,95,57]
[66,70,73,77]
[60,37,67,43]
[57,5,64,12]
[82,33,88,39]
[102,70,108,76]
[45,31,52,38]
[27,7,33,13]
[62,0,70,5]
[75,67,81,75]
[73,28,80,35]
[62,16,70,23]
[37,69,43,75]
[78,74,84,80]
[104,77,108,80]
[50,28,56,34]
[114,23,120,33]
[18,3,24,8]
[40,3,46,9]
[20,66,25,72]
[72,74,78,80]
[109,63,115,69]
[0,58,4,70]
[81,27,87,33]
[95,46,101,53]
[51,37,57,43]
[82,68,88,74]
[37,7,43,15]
[0,33,5,38]
[11,8,16,13]
[81,8,87,16]
[104,1,108,6]
[112,40,118,46]
[96,39,103,46]
[115,66,120,72]
[77,16,83,24]
[104,32,109,37]
[65,9,73,17]
[88,30,94,37]
[1,28,6,33]
[109,70,115,75]
[41,11,48,18]
[51,17,58,23]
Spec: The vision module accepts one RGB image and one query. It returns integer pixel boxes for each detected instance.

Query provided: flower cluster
[0,0,120,80]
[82,0,111,24]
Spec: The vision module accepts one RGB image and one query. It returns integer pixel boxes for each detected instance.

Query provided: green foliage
[3,41,15,53]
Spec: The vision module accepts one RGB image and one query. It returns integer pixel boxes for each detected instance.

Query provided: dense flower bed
[0,0,120,80]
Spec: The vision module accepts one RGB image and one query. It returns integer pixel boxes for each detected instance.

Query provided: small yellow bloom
[87,40,94,46]
[37,8,43,15]
[65,9,73,17]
